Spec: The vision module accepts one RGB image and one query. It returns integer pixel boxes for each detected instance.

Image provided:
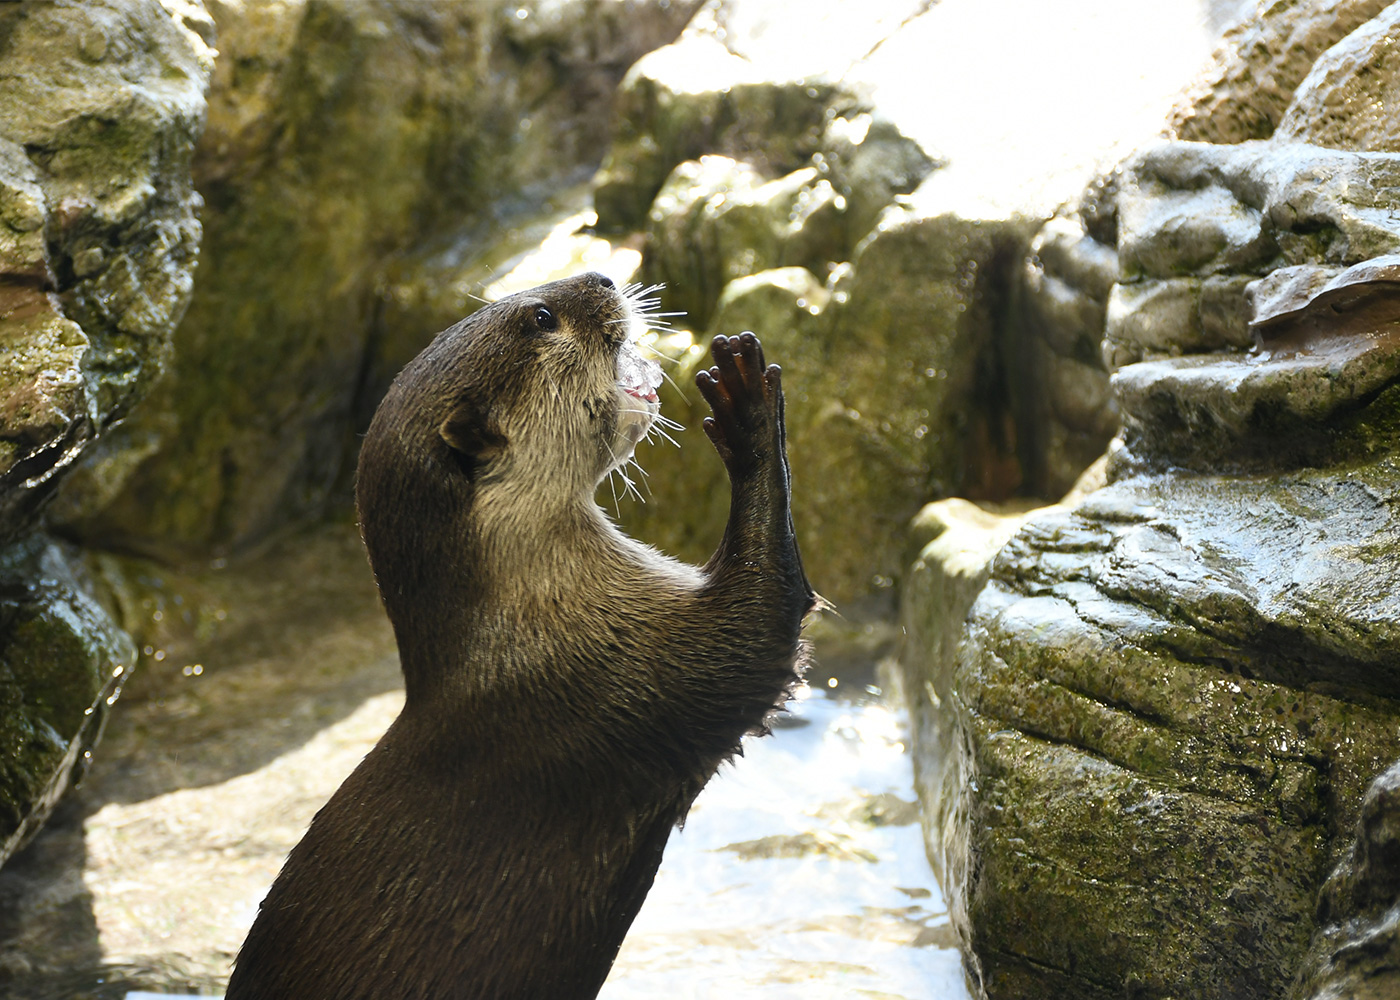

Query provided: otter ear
[439,399,505,477]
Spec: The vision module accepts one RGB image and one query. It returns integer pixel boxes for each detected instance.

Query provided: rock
[0,0,208,869]
[898,496,1043,885]
[1104,141,1400,369]
[1251,253,1400,338]
[1294,760,1400,1000]
[1016,210,1121,495]
[637,114,935,331]
[904,139,1400,1000]
[643,157,811,331]
[1169,0,1392,144]
[59,0,693,561]
[818,110,940,245]
[931,464,1400,999]
[0,535,135,867]
[1110,251,1400,476]
[1276,4,1400,152]
[0,0,209,540]
[1103,275,1256,366]
[901,6,1400,989]
[591,0,930,232]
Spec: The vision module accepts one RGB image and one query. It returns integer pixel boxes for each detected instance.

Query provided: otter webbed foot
[695,332,786,481]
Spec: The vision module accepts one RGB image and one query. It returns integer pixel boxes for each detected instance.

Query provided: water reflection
[602,687,968,1000]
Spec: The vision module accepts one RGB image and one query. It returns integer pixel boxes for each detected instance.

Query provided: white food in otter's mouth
[614,339,663,457]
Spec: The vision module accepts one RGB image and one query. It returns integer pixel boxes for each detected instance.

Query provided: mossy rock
[0,535,134,866]
[0,0,209,542]
[905,463,1400,999]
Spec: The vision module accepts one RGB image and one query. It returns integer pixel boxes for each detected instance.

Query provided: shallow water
[603,688,968,999]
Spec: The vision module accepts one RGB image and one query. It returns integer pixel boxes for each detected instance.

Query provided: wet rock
[0,0,208,870]
[0,0,209,539]
[1169,0,1391,144]
[0,536,134,867]
[904,142,1400,1000]
[929,465,1400,999]
[1294,760,1400,1000]
[898,497,1043,886]
[1104,141,1400,369]
[1103,274,1256,366]
[1276,4,1400,152]
[1112,254,1400,477]
[901,6,1400,987]
[60,0,693,561]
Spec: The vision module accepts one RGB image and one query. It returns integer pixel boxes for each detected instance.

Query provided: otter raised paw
[225,274,814,1000]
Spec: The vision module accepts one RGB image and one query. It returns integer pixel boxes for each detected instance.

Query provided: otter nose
[591,273,614,289]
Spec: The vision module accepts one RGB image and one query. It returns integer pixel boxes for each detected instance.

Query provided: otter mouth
[613,339,663,457]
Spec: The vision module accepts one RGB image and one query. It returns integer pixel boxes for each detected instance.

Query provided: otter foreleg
[694,332,815,641]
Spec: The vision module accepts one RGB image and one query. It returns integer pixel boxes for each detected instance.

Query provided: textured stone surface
[59,0,693,561]
[1104,141,1400,369]
[0,0,209,540]
[900,8,1400,990]
[1294,761,1400,1000]
[1169,0,1393,144]
[930,467,1400,999]
[0,0,209,871]
[0,537,134,868]
[1276,4,1400,152]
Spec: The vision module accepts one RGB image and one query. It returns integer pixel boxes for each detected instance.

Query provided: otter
[224,272,814,1000]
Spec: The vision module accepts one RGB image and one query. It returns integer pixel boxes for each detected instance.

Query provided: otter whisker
[646,423,681,449]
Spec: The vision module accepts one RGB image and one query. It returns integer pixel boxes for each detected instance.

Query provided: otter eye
[534,306,557,332]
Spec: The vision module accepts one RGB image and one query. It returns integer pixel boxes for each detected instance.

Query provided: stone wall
[0,0,209,867]
[901,5,1400,997]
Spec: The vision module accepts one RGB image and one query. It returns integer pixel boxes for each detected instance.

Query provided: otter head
[355,273,661,659]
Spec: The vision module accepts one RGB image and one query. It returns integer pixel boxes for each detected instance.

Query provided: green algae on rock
[0,535,134,867]
[938,469,1400,999]
[0,0,210,538]
[898,6,1400,993]
[1293,760,1400,999]
[0,0,209,869]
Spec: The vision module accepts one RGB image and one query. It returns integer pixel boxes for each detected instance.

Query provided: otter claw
[695,331,782,475]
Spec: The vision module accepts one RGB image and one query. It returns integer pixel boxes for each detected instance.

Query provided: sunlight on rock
[484,211,643,301]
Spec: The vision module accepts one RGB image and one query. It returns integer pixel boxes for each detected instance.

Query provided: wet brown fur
[225,273,814,1000]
